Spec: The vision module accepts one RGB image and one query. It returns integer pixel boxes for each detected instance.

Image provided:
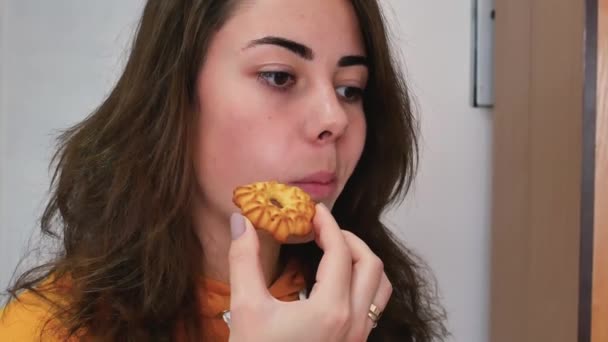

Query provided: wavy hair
[5,1,448,341]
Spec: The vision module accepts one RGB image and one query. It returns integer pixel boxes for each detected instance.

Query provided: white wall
[0,0,6,285]
[381,1,493,341]
[0,0,145,287]
[0,1,492,341]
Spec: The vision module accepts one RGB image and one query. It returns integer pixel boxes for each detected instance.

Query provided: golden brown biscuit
[232,181,316,242]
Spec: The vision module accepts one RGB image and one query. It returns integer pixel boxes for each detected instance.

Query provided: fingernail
[230,213,246,240]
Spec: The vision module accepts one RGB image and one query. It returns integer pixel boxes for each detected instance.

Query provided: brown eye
[336,86,363,103]
[258,71,295,89]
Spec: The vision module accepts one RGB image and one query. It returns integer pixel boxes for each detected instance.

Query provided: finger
[228,213,272,303]
[309,203,352,301]
[365,273,392,332]
[284,229,315,244]
[341,231,384,327]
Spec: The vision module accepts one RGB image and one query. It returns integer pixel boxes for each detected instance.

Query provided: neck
[193,201,283,287]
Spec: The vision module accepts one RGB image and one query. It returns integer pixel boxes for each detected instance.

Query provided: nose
[304,86,349,144]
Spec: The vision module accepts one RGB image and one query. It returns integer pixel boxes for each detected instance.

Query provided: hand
[228,203,393,342]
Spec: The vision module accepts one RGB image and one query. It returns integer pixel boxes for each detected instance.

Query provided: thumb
[228,213,270,303]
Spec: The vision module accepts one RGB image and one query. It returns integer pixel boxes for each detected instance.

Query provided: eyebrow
[338,55,368,68]
[245,36,313,60]
[244,36,368,68]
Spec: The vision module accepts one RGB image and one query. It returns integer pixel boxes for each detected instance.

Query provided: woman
[0,0,448,341]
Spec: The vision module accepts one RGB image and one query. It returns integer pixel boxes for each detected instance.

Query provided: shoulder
[0,278,74,341]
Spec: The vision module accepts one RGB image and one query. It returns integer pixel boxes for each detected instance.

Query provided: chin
[320,200,333,210]
[256,230,283,245]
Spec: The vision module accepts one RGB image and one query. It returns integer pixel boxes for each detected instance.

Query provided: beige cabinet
[490,0,607,341]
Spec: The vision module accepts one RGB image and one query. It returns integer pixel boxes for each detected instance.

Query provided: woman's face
[193,0,367,218]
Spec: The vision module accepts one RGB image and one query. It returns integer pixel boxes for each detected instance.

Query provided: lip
[291,171,337,184]
[289,171,337,200]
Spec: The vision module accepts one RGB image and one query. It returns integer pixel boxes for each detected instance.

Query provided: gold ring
[368,304,382,328]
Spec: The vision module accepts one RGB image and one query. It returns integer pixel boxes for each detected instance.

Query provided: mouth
[289,171,338,201]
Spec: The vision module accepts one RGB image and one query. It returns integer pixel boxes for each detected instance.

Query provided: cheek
[344,114,367,166]
[193,98,292,206]
[341,115,366,177]
[195,112,254,185]
[192,114,256,214]
[355,115,367,153]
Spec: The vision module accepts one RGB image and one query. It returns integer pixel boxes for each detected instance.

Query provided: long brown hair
[4,0,448,341]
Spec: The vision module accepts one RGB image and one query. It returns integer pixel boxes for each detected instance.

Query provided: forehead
[221,0,366,56]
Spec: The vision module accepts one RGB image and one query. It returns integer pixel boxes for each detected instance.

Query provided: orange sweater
[0,262,306,341]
